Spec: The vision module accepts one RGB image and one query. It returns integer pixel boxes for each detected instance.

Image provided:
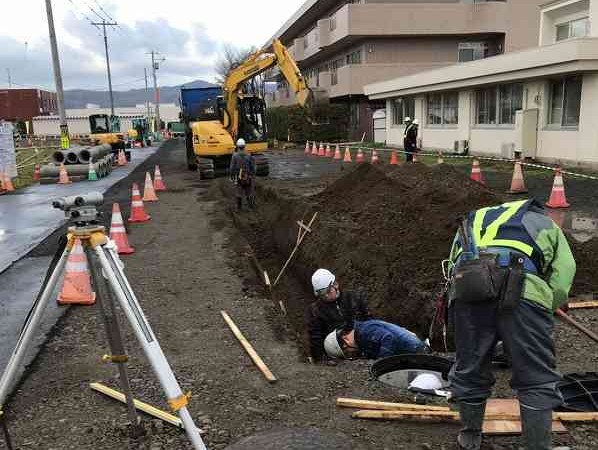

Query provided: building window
[346,49,362,65]
[392,97,415,126]
[475,83,523,125]
[556,17,590,42]
[330,15,337,31]
[458,42,489,63]
[349,102,359,128]
[549,76,582,127]
[427,92,458,126]
[303,35,309,49]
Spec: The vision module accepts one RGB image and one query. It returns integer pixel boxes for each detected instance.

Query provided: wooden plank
[90,382,203,433]
[483,420,567,436]
[220,311,277,383]
[569,301,598,310]
[486,399,520,416]
[336,397,449,412]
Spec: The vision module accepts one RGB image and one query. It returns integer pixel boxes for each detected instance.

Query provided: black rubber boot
[457,401,485,450]
[236,197,242,211]
[521,405,552,450]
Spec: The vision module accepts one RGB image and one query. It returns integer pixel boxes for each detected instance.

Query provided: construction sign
[0,121,17,178]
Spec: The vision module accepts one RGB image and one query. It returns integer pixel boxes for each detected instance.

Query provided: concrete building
[32,104,181,136]
[365,0,598,168]
[267,0,548,140]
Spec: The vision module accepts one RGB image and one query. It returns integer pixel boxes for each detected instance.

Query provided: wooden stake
[556,308,598,343]
[337,397,449,412]
[568,301,598,310]
[220,311,277,383]
[90,382,203,432]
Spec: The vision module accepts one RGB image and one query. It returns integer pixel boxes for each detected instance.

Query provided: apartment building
[267,0,547,140]
[365,0,598,167]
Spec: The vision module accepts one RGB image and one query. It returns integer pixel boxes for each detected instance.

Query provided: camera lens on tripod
[70,210,81,218]
[74,197,85,207]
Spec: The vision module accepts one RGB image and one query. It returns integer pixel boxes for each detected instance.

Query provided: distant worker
[446,199,576,450]
[229,138,256,210]
[404,117,418,163]
[305,269,371,362]
[324,320,428,360]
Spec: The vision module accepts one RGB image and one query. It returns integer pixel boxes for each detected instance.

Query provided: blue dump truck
[179,86,223,171]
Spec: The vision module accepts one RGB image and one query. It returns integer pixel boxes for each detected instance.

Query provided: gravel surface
[1,142,597,449]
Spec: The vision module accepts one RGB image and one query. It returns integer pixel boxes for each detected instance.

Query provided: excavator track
[253,153,270,177]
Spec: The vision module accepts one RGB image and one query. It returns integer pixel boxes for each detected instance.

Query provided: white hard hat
[236,138,246,148]
[413,119,419,125]
[324,330,344,359]
[311,268,335,296]
[404,117,412,123]
[409,373,442,391]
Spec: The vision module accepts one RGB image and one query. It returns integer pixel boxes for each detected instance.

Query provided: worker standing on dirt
[403,117,417,162]
[305,269,371,362]
[229,138,256,210]
[323,320,428,360]
[446,199,576,450]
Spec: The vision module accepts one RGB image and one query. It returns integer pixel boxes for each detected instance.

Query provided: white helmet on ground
[324,330,344,359]
[236,138,246,148]
[311,268,336,296]
[409,373,442,391]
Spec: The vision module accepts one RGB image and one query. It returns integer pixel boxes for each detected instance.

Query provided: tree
[215,44,265,97]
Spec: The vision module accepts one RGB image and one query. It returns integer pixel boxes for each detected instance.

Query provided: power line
[67,0,102,35]
[93,0,116,23]
[83,0,107,22]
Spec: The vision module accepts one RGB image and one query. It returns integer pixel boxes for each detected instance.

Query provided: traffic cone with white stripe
[57,163,72,184]
[142,172,158,202]
[437,152,444,165]
[412,152,419,163]
[470,159,485,185]
[333,144,342,160]
[318,143,326,157]
[118,150,127,167]
[33,164,41,182]
[356,149,365,164]
[325,144,333,158]
[1,171,15,192]
[343,147,352,163]
[88,160,98,181]
[311,142,318,156]
[371,150,380,164]
[305,141,311,155]
[153,165,167,191]
[109,203,135,255]
[546,168,570,208]
[390,151,399,166]
[129,183,151,223]
[57,239,96,306]
[506,161,528,194]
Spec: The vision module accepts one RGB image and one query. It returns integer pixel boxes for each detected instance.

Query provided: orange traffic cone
[33,164,41,182]
[546,168,570,208]
[153,165,167,191]
[371,150,380,164]
[437,152,444,165]
[412,152,419,163]
[57,163,72,184]
[507,161,528,194]
[129,183,151,223]
[343,147,352,163]
[356,149,365,164]
[118,150,127,167]
[305,141,311,155]
[109,203,135,255]
[1,172,15,192]
[390,151,399,166]
[325,144,333,158]
[318,143,326,157]
[333,145,342,160]
[311,142,318,156]
[143,172,158,202]
[470,159,485,185]
[57,239,96,306]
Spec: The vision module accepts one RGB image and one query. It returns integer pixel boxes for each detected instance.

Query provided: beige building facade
[267,0,548,140]
[365,0,598,167]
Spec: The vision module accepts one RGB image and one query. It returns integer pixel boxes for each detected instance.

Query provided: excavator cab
[88,114,125,150]
[237,96,267,144]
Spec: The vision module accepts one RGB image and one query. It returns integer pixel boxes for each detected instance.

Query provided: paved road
[0,146,158,274]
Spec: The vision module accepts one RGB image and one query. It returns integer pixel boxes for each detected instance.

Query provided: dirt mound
[570,237,598,296]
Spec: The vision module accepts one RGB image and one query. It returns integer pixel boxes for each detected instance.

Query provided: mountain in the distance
[64,79,217,109]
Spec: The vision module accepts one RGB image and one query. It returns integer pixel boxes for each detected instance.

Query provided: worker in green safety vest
[446,198,576,450]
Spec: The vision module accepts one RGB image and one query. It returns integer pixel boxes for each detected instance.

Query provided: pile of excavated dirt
[570,237,598,297]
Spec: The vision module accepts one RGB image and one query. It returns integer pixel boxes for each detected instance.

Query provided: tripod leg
[0,236,70,408]
[94,244,207,450]
[84,248,143,438]
[1,410,14,450]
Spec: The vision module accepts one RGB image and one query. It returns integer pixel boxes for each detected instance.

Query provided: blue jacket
[354,320,424,359]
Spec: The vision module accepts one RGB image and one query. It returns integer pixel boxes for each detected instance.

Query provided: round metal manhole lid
[370,354,453,390]
[224,427,353,450]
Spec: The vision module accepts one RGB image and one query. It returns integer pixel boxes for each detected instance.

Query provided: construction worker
[447,199,576,450]
[229,138,256,210]
[305,268,371,362]
[323,320,428,360]
[403,117,417,162]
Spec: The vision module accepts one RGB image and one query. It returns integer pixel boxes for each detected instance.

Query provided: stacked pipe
[42,144,114,183]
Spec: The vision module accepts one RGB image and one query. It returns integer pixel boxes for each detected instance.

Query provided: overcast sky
[0,0,302,91]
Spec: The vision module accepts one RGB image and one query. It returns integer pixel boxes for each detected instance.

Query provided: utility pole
[6,69,11,88]
[92,20,118,116]
[144,68,150,120]
[148,51,165,133]
[44,0,69,147]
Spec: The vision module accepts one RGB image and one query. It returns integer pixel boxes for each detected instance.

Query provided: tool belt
[452,252,526,312]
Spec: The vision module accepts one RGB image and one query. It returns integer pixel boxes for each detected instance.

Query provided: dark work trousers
[449,299,563,410]
[236,179,255,208]
[404,139,414,162]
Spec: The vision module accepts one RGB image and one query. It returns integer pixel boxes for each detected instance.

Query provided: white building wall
[574,72,598,162]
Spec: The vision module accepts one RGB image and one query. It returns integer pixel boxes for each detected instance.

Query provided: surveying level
[0,193,207,449]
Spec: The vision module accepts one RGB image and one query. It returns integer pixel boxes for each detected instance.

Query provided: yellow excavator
[181,39,312,178]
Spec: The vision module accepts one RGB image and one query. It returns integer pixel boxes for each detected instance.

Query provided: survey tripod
[0,193,207,450]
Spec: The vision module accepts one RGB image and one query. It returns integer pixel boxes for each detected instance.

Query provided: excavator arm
[222,39,311,138]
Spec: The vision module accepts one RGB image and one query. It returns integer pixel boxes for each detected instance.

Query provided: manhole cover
[225,427,352,450]
[371,354,453,389]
